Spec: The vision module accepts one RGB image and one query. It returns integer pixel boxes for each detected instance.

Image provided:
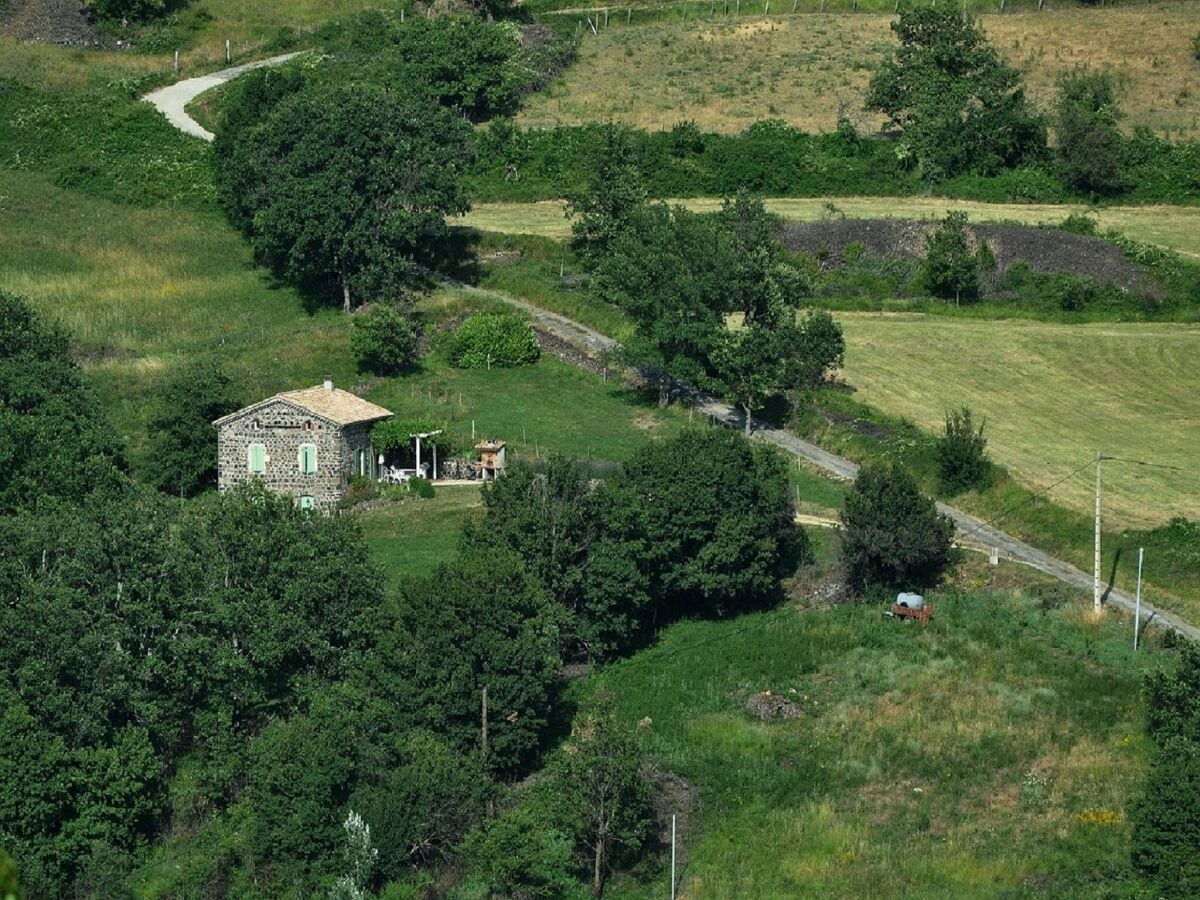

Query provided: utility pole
[670,814,676,899]
[482,685,494,816]
[1134,547,1145,650]
[1093,451,1103,615]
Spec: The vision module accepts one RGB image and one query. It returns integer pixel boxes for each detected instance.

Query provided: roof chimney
[323,378,333,392]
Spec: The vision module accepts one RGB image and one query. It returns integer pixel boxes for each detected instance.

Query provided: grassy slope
[518,4,1200,139]
[839,313,1200,530]
[459,198,1200,258]
[581,560,1164,898]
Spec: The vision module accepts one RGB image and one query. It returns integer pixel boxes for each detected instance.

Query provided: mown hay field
[459,197,1200,258]
[839,313,1200,529]
[518,4,1200,138]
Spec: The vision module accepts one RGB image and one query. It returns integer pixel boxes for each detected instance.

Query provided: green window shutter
[299,443,317,474]
[249,443,265,473]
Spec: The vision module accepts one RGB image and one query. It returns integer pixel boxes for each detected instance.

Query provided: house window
[248,443,266,474]
[298,443,317,475]
[298,495,316,510]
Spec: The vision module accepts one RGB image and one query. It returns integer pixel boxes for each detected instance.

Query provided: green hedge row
[466,119,1200,204]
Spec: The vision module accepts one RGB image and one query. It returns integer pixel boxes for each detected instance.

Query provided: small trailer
[886,592,933,625]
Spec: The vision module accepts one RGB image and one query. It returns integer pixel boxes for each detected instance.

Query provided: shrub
[144,360,242,498]
[447,313,540,369]
[1055,71,1126,196]
[408,477,435,499]
[1058,213,1100,237]
[840,463,956,593]
[936,407,988,494]
[1130,644,1200,896]
[924,212,987,303]
[1192,32,1200,62]
[351,304,420,375]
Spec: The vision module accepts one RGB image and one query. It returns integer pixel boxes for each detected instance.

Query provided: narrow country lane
[145,56,1199,642]
[142,52,303,141]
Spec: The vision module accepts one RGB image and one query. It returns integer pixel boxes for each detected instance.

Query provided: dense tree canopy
[1055,70,1126,196]
[215,82,471,311]
[144,360,241,497]
[0,482,386,895]
[840,463,956,593]
[0,292,126,514]
[865,5,1046,181]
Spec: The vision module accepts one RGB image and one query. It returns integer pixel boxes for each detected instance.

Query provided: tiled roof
[214,383,392,427]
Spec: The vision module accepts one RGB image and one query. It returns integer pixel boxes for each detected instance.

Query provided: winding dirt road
[146,57,1199,641]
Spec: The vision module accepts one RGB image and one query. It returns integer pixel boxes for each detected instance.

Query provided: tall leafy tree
[840,463,956,593]
[567,126,648,270]
[712,325,784,436]
[1054,70,1126,196]
[600,429,806,618]
[381,545,562,776]
[223,83,471,311]
[549,694,654,898]
[144,360,241,497]
[0,292,125,514]
[596,202,731,399]
[865,4,1045,181]
[1131,643,1200,896]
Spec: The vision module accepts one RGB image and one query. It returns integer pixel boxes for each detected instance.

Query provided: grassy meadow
[519,4,1200,139]
[460,198,1200,258]
[581,565,1165,898]
[0,170,692,468]
[839,314,1200,530]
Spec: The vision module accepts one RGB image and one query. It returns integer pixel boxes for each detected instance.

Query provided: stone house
[213,380,392,509]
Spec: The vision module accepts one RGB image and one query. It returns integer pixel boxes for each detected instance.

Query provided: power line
[953,457,1097,545]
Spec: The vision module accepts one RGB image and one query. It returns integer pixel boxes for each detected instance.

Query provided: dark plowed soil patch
[779,219,1149,293]
[0,0,96,44]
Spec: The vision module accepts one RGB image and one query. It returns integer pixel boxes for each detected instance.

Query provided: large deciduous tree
[144,360,241,498]
[1054,70,1126,197]
[221,83,471,312]
[840,463,956,593]
[0,292,126,514]
[865,4,1046,181]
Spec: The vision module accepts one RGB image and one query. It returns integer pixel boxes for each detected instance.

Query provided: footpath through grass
[578,570,1168,898]
[519,4,1200,140]
[459,198,1200,259]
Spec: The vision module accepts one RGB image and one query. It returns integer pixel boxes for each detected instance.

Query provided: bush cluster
[1131,644,1200,896]
[447,313,540,369]
[937,407,989,494]
[351,304,421,375]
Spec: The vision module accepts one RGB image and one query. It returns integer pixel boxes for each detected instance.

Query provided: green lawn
[580,575,1165,898]
[358,484,483,582]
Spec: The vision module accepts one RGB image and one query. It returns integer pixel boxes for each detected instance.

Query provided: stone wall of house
[217,399,353,508]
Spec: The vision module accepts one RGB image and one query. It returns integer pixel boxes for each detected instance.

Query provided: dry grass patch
[519,4,1200,137]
